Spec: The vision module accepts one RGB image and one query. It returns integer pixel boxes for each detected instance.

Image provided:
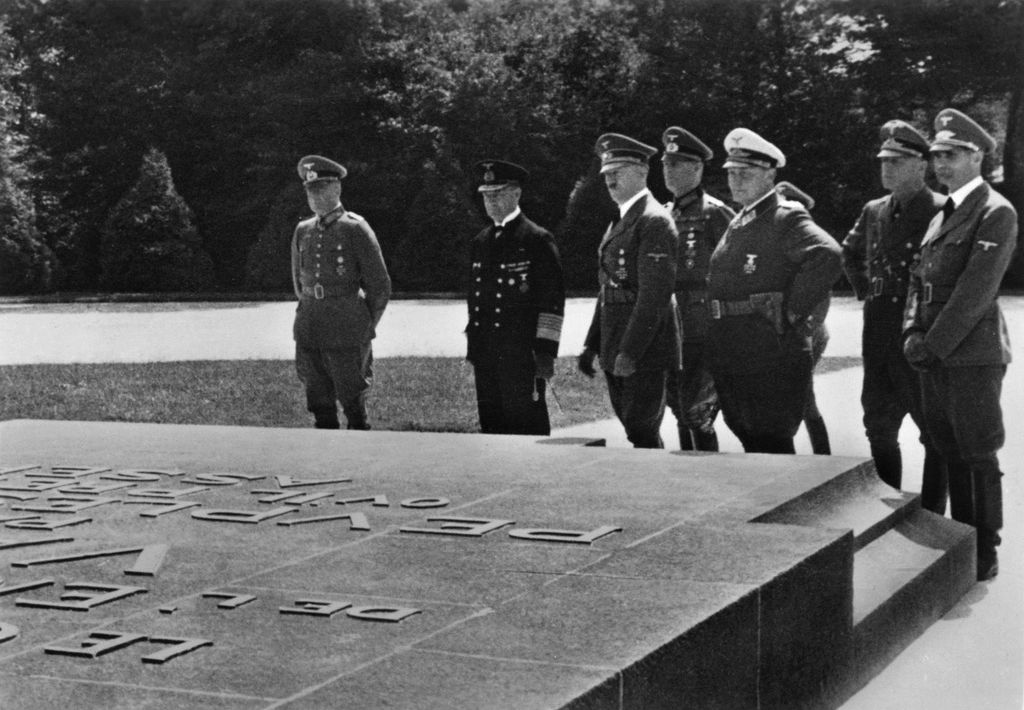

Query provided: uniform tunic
[291,207,391,426]
[706,190,841,452]
[466,213,564,435]
[584,192,679,448]
[665,188,734,445]
[843,185,945,496]
[903,180,1016,540]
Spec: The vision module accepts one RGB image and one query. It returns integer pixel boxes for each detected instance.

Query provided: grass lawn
[0,356,861,432]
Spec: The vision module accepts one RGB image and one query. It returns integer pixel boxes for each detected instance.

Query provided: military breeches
[861,347,930,448]
[472,348,550,436]
[666,343,719,433]
[604,369,667,449]
[296,344,373,425]
[920,364,1005,534]
[713,352,812,454]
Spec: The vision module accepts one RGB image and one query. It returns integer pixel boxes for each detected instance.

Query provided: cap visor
[877,148,920,158]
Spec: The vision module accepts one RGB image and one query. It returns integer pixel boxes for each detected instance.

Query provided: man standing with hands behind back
[291,155,391,431]
[466,159,565,436]
[843,120,946,509]
[659,126,735,451]
[579,133,679,448]
[903,108,1017,581]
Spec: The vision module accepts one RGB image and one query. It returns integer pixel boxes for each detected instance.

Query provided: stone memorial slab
[0,419,975,709]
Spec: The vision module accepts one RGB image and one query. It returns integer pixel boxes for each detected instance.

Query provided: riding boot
[691,428,719,452]
[918,444,948,515]
[869,442,902,490]
[805,416,831,455]
[678,424,695,451]
[972,462,1003,581]
[312,407,340,430]
[946,457,975,526]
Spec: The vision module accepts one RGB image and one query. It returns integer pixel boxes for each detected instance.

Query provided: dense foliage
[1,0,1022,294]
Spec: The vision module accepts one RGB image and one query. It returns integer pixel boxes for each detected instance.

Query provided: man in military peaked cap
[843,120,946,509]
[466,159,565,435]
[659,126,734,451]
[705,128,841,454]
[579,133,680,448]
[291,155,391,430]
[903,108,1017,580]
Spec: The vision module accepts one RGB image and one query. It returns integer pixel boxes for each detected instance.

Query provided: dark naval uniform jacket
[466,213,565,362]
[707,191,841,373]
[844,186,945,351]
[584,192,680,371]
[668,188,735,342]
[291,209,391,349]
[904,181,1017,365]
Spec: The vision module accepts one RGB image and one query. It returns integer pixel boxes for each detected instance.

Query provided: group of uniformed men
[288,106,1016,581]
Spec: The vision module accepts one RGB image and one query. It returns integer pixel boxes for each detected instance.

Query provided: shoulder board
[777,198,807,212]
[344,211,365,222]
[704,194,728,208]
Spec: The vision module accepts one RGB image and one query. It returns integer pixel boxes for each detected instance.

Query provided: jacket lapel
[929,183,988,245]
[598,193,647,253]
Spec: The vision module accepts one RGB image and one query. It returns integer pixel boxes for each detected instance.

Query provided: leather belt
[709,291,783,320]
[922,283,955,304]
[602,286,636,304]
[676,288,708,305]
[301,284,353,300]
[709,299,756,318]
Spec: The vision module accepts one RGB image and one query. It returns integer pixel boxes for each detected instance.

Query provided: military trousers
[472,345,550,436]
[712,350,813,454]
[861,326,945,506]
[919,364,1005,544]
[604,369,667,449]
[296,343,373,429]
[666,343,719,451]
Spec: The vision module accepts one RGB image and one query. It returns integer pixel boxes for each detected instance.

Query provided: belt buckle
[872,278,883,297]
[313,284,325,300]
[923,283,932,304]
[710,299,722,319]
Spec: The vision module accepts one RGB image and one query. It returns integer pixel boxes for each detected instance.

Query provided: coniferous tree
[98,147,215,292]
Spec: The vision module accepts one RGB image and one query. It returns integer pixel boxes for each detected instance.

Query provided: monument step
[848,507,975,694]
[749,461,919,551]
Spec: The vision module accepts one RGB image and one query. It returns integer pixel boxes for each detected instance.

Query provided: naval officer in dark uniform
[706,128,841,454]
[579,133,679,448]
[660,126,734,451]
[903,109,1017,580]
[466,160,565,435]
[843,120,946,508]
[291,155,391,430]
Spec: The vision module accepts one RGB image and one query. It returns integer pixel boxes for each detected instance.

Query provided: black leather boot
[312,407,340,430]
[870,442,902,490]
[919,444,948,515]
[805,416,831,455]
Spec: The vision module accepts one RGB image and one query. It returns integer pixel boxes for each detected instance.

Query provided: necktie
[941,197,955,223]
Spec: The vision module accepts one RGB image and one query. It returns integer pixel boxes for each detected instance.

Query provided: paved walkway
[1,295,1021,709]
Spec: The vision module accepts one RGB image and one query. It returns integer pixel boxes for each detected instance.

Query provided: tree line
[1,0,1022,295]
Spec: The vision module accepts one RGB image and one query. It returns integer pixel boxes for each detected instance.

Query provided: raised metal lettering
[6,517,91,530]
[346,606,421,623]
[29,466,109,479]
[202,591,257,609]
[182,472,265,486]
[0,622,19,644]
[279,598,352,617]
[128,486,210,499]
[18,582,147,611]
[141,636,213,664]
[277,512,369,529]
[274,475,351,488]
[191,506,296,524]
[44,630,146,657]
[400,497,451,509]
[399,516,514,537]
[335,494,389,507]
[507,524,622,544]
[0,537,72,551]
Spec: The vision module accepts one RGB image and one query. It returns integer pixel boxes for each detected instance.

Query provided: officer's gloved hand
[577,348,598,378]
[612,352,637,378]
[534,351,555,380]
[903,332,939,371]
